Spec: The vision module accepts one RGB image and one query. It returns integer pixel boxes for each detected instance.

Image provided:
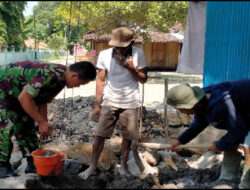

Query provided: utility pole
[33,9,37,59]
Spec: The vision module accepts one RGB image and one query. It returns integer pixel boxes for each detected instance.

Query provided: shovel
[135,142,211,149]
[132,141,211,174]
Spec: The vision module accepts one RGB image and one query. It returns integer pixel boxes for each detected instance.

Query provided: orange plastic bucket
[54,150,66,175]
[31,149,66,176]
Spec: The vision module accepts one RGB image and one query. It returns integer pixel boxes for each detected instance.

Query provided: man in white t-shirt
[79,27,147,179]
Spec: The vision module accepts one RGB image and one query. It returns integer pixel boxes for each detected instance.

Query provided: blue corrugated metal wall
[203,1,250,87]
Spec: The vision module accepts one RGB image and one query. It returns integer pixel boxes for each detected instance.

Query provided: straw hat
[108,27,134,47]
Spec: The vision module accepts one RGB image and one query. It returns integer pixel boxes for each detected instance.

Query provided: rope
[60,1,83,146]
[58,1,73,148]
[69,2,82,121]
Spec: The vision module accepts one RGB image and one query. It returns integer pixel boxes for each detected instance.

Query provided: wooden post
[164,78,168,142]
[139,83,144,138]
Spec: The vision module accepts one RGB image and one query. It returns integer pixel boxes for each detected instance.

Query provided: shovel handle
[137,142,211,149]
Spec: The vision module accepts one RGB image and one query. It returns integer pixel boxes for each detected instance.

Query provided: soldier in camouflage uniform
[0,60,96,177]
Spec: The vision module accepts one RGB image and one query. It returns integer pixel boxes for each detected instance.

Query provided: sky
[23,1,38,16]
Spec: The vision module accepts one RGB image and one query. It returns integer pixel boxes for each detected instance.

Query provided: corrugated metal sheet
[203,1,250,87]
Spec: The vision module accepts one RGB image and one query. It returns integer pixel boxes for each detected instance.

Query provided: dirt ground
[20,56,241,189]
[38,96,240,189]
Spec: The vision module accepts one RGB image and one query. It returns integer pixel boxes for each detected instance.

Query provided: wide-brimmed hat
[166,84,205,109]
[108,27,134,47]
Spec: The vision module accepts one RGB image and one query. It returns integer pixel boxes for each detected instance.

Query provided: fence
[0,46,66,65]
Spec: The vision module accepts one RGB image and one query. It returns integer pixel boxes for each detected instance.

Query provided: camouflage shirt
[0,60,66,112]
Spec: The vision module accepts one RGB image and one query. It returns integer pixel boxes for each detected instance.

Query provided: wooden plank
[92,41,181,71]
[142,43,151,67]
[151,43,165,67]
[165,42,180,68]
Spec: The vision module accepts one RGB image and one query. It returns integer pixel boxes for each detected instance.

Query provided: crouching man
[0,60,96,177]
[167,80,250,189]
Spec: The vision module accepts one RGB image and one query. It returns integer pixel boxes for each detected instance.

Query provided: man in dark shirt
[0,60,96,178]
[166,80,250,189]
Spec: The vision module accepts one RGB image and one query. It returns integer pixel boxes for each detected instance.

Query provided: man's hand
[38,120,53,140]
[124,56,135,71]
[209,141,221,153]
[92,105,101,122]
[168,139,181,151]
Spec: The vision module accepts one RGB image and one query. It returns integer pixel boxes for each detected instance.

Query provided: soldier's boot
[239,164,250,189]
[25,156,36,174]
[0,161,16,178]
[217,152,242,181]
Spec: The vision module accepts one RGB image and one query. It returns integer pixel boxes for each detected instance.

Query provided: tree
[47,33,66,57]
[24,1,89,50]
[56,1,188,40]
[47,33,66,50]
[24,2,63,44]
[0,3,7,47]
[0,1,27,50]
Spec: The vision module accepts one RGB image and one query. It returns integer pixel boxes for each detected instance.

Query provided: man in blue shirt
[166,80,250,189]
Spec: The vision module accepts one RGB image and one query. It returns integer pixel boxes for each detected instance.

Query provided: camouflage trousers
[0,106,39,162]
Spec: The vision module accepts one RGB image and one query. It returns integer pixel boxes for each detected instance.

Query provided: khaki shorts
[95,106,140,141]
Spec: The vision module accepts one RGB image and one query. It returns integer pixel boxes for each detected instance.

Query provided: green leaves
[0,19,7,47]
[47,33,66,50]
[56,1,188,37]
[24,2,66,48]
[0,1,27,50]
[0,1,188,51]
[24,1,89,50]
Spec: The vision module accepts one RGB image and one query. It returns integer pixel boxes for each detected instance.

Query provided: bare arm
[38,104,48,121]
[129,68,147,84]
[18,89,52,136]
[92,69,106,122]
[18,89,45,124]
[124,57,147,84]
